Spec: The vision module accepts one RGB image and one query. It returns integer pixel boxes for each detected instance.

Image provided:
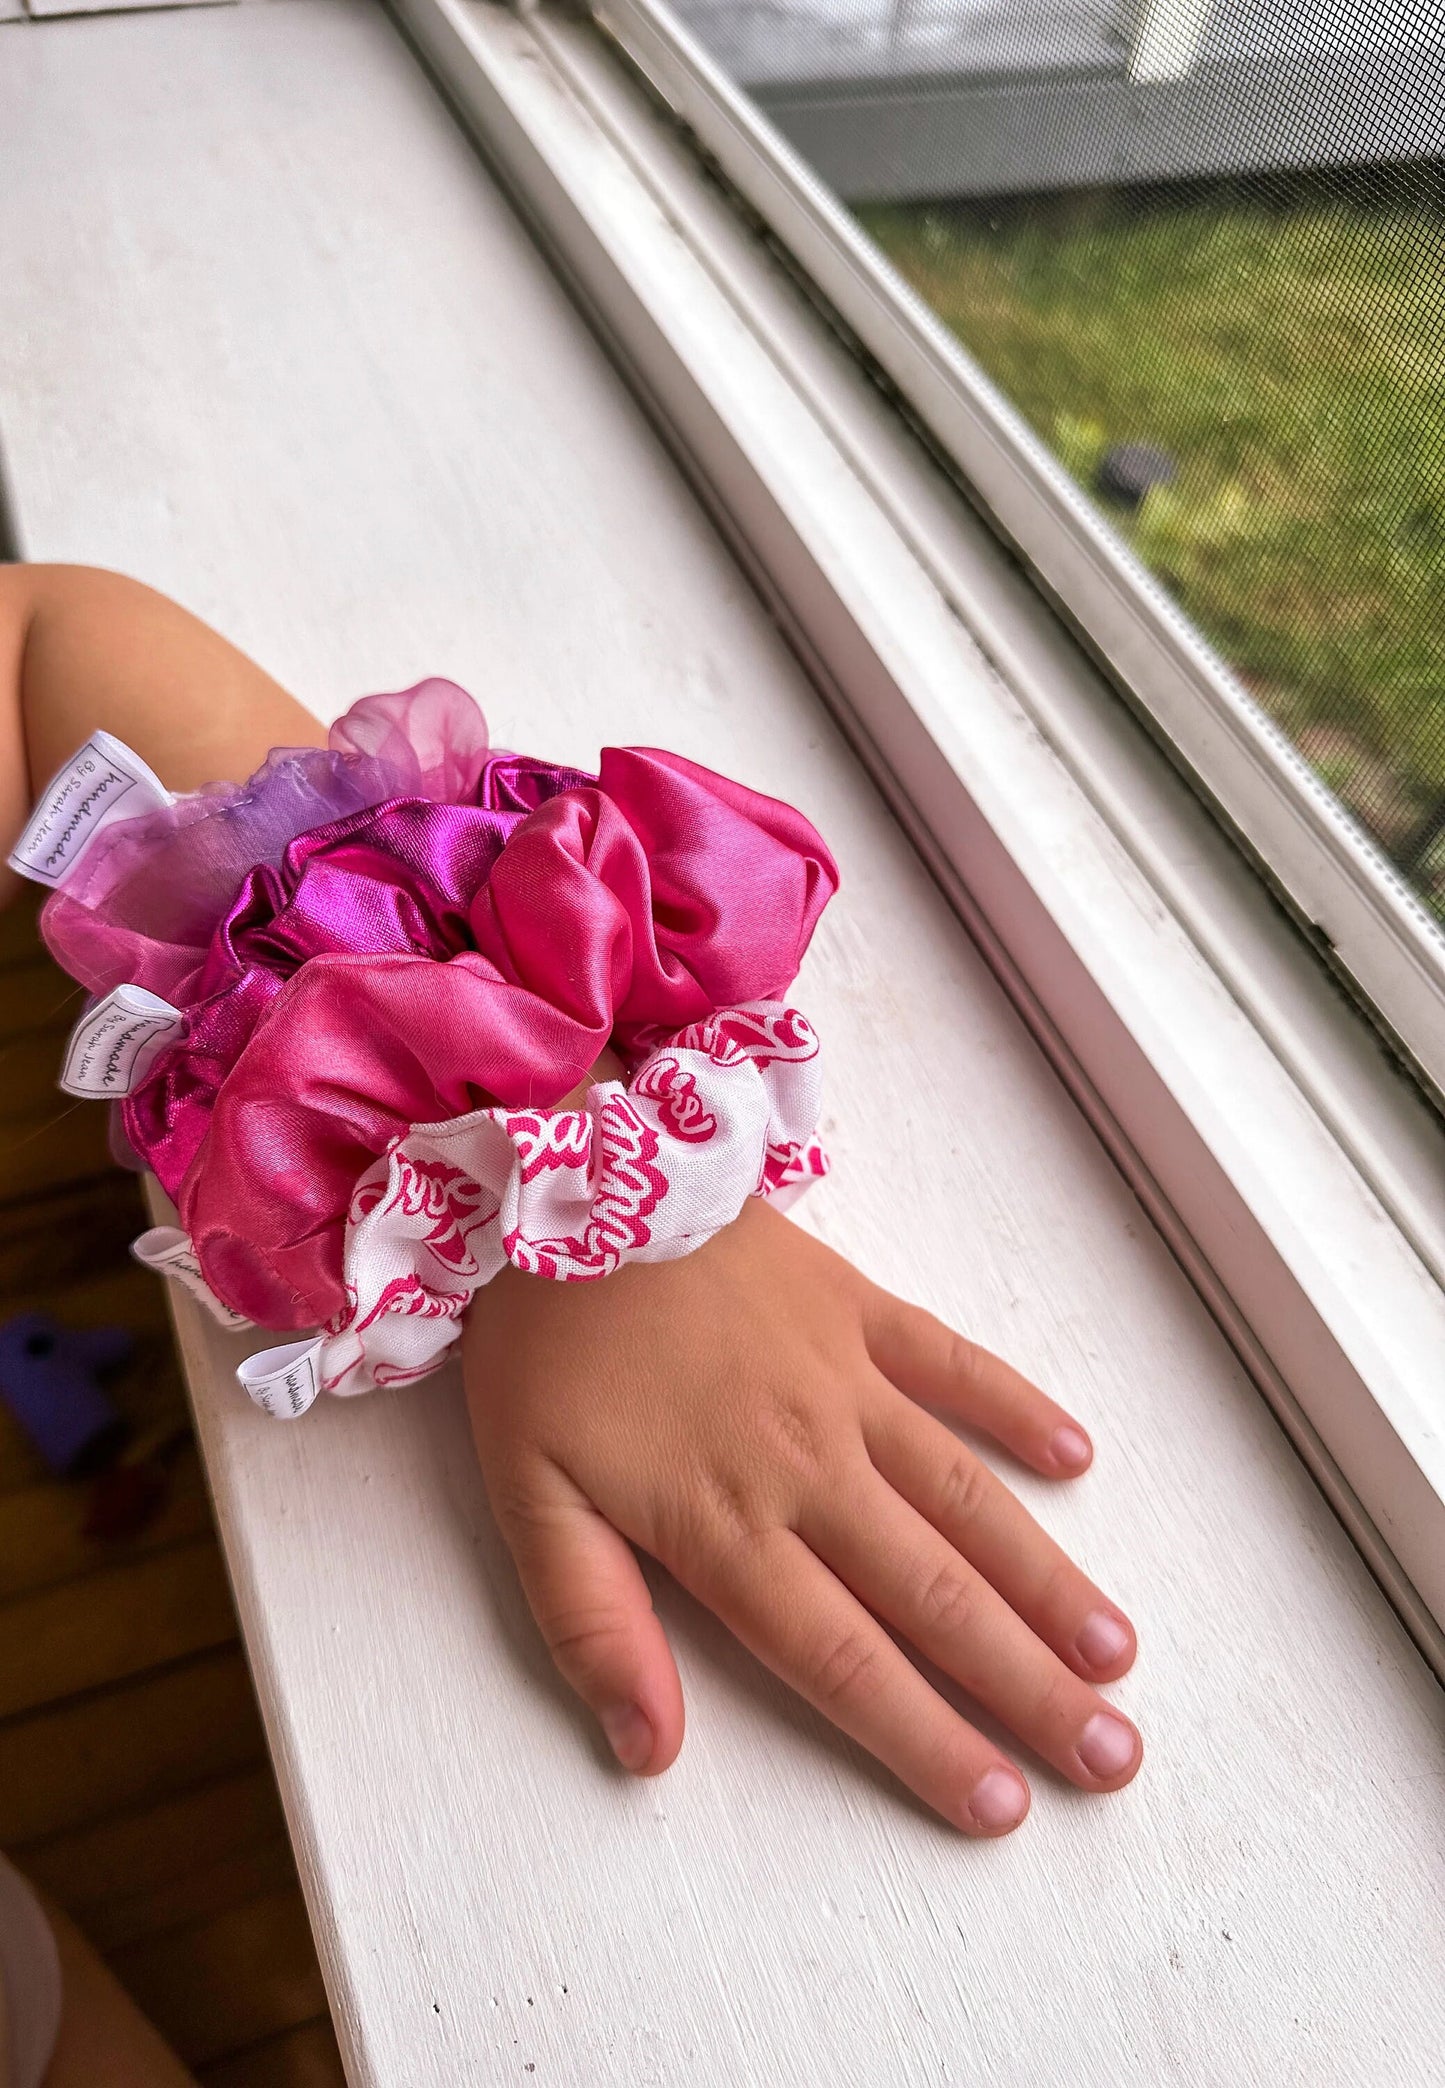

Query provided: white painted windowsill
[1,2,1442,2082]
[395,0,1445,1656]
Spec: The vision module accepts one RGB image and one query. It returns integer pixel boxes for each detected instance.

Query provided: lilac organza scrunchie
[181,748,838,1329]
[41,679,496,1004]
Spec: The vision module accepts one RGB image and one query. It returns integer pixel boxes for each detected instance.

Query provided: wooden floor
[0,888,343,2085]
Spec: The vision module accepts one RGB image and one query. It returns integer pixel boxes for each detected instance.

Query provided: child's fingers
[679,1525,1032,1838]
[862,1392,1138,1684]
[801,1466,1142,1792]
[861,1288,1092,1477]
[492,1453,686,1777]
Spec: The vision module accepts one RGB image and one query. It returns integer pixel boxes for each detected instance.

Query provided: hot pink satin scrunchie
[183,748,837,1328]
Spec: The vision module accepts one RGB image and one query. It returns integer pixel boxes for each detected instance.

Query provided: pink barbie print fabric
[311,1003,826,1396]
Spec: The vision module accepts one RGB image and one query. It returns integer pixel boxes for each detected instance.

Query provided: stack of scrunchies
[16,681,838,1416]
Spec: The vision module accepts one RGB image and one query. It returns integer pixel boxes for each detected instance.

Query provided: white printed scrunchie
[226,1002,826,1416]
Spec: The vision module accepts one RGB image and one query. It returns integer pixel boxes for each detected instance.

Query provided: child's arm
[0,563,324,908]
[3,565,1142,1837]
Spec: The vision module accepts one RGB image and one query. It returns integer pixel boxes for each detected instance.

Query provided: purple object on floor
[0,1313,131,1477]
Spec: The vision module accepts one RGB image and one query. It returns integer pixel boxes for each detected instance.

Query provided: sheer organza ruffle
[41,680,497,1003]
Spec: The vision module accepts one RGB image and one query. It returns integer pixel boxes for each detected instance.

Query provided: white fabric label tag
[131,1227,253,1331]
[236,1339,324,1421]
[8,730,173,888]
[61,986,184,1098]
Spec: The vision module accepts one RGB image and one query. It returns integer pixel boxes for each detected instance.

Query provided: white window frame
[589,0,1445,1115]
[391,0,1445,1667]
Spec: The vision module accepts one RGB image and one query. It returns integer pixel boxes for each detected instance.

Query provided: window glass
[672,2,1445,921]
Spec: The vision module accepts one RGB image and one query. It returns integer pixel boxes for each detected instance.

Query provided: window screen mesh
[672,2,1445,920]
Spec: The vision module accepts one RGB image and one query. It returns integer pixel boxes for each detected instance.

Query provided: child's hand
[463,1195,1141,1837]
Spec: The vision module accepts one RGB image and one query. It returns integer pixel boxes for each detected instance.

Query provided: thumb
[493,1455,685,1776]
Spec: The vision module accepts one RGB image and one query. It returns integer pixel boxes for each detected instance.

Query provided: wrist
[560,1043,626,1106]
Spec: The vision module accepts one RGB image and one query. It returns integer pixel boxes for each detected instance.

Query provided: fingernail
[1049,1423,1092,1471]
[1076,1609,1131,1670]
[600,1702,653,1772]
[1077,1710,1138,1781]
[967,1766,1029,1834]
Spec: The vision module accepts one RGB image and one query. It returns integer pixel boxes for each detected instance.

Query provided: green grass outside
[858,176,1445,910]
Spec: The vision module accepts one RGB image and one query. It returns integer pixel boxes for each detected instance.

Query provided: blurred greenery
[859,173,1445,912]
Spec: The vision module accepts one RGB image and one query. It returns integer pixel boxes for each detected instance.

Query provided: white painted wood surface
[24,3,234,23]
[1,4,1442,2082]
